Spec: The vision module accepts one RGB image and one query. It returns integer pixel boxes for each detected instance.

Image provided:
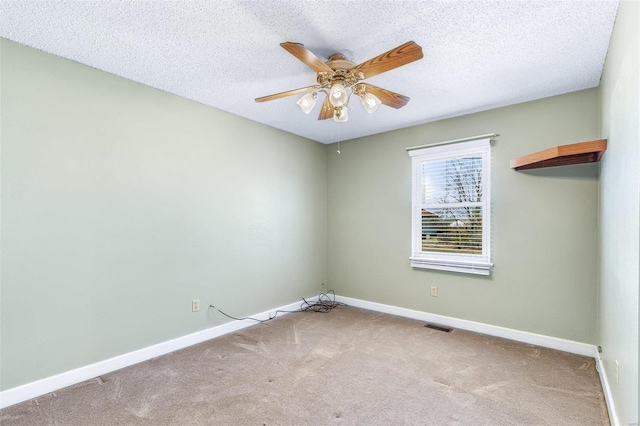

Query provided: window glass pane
[421,157,483,204]
[421,207,483,254]
[409,137,491,274]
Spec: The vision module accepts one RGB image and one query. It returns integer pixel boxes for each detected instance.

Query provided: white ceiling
[0,1,619,144]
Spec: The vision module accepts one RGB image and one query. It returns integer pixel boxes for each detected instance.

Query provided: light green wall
[327,88,600,344]
[0,39,327,391]
[598,1,640,424]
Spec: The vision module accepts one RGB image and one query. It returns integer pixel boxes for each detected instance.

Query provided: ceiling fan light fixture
[329,82,348,107]
[361,92,381,113]
[296,92,317,114]
[333,106,348,122]
[256,41,423,123]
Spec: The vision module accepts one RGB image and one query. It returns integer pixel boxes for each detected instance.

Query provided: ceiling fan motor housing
[326,53,355,71]
[316,53,362,90]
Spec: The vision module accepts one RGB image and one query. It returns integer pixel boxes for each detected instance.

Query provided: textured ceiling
[0,1,619,144]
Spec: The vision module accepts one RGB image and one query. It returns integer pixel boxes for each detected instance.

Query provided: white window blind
[408,138,492,275]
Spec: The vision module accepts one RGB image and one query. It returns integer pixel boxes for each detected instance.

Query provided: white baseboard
[334,295,597,357]
[595,352,620,426]
[1,294,607,414]
[0,297,316,410]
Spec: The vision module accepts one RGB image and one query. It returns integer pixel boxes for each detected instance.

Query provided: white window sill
[410,257,493,275]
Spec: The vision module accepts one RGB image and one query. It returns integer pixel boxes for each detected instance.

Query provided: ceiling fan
[255,41,424,122]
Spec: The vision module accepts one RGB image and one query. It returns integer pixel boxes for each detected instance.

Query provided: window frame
[408,138,492,275]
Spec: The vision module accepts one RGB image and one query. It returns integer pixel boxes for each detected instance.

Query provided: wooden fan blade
[255,85,321,102]
[280,42,334,74]
[360,83,410,109]
[353,41,423,79]
[318,95,333,120]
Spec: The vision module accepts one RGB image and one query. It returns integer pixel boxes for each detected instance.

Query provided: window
[408,138,492,275]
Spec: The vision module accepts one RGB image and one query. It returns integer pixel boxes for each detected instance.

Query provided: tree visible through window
[409,138,492,275]
[421,157,483,254]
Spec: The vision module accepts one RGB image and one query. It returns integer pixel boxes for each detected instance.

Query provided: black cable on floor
[209,290,347,324]
[301,289,347,313]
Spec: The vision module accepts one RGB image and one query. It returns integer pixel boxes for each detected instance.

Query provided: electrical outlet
[192,299,200,312]
[615,360,619,384]
[430,286,438,297]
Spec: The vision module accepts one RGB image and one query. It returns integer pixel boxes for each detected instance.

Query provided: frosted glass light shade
[296,92,317,114]
[329,83,348,107]
[361,93,381,113]
[333,106,348,122]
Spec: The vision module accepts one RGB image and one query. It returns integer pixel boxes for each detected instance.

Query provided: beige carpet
[1,306,609,425]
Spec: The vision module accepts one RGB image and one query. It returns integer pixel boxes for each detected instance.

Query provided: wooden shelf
[510,139,607,171]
